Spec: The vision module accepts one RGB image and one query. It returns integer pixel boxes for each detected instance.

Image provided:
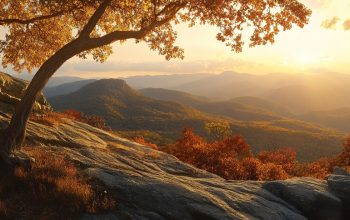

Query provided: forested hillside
[49,79,344,161]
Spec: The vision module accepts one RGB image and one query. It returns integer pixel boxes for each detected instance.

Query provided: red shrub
[257,163,288,181]
[133,136,159,150]
[257,148,296,173]
[335,137,350,167]
[163,128,350,181]
[31,110,111,131]
[164,128,284,180]
[0,148,116,219]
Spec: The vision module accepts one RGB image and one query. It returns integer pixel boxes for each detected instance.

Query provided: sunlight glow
[294,52,319,66]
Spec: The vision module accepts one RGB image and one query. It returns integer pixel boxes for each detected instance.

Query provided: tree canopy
[1,0,312,72]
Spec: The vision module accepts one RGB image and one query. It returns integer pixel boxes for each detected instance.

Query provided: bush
[31,110,111,131]
[0,147,116,219]
[335,137,350,168]
[132,136,159,150]
[163,128,350,181]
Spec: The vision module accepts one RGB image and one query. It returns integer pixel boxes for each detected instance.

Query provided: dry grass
[0,147,116,220]
[30,111,65,127]
[30,110,111,131]
[145,151,161,159]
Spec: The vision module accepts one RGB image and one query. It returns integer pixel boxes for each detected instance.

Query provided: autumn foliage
[132,136,159,150]
[336,137,350,167]
[0,147,116,219]
[164,128,350,181]
[31,109,110,131]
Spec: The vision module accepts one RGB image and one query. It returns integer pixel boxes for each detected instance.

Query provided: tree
[205,121,232,140]
[335,137,350,167]
[0,0,311,169]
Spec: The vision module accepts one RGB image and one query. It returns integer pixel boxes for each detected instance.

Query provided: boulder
[327,169,350,219]
[263,178,343,220]
[332,167,350,176]
[0,72,51,114]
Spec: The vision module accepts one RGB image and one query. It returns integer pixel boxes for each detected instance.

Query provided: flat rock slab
[1,115,349,220]
[328,173,350,218]
[263,178,343,220]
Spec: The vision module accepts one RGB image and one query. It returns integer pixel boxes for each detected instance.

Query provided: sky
[1,0,350,78]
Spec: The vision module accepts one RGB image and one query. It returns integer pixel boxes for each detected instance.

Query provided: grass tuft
[0,147,116,219]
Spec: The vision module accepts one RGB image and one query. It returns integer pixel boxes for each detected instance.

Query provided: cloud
[54,58,264,78]
[321,16,340,29]
[304,0,329,9]
[343,19,350,31]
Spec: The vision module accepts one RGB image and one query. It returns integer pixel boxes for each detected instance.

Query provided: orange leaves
[0,147,116,219]
[31,109,111,131]
[165,128,269,180]
[165,128,350,181]
[257,148,296,173]
[30,111,65,127]
[336,137,350,167]
[133,136,159,150]
[1,0,311,72]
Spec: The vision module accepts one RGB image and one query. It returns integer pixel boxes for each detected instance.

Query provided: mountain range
[48,78,345,161]
[44,71,350,114]
[44,71,350,132]
[49,79,209,142]
[127,72,350,114]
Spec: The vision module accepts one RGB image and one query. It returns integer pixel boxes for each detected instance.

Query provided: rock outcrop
[0,72,51,114]
[0,113,349,220]
[0,72,349,219]
[327,169,350,219]
[263,178,343,219]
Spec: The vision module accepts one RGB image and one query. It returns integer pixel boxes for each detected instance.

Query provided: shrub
[257,148,296,173]
[164,128,350,181]
[31,110,111,131]
[30,111,64,127]
[335,137,350,167]
[133,136,159,150]
[0,147,116,219]
[165,128,260,180]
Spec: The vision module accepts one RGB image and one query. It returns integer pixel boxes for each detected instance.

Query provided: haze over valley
[40,71,349,162]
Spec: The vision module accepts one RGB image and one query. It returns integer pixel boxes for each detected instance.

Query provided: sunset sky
[2,0,350,78]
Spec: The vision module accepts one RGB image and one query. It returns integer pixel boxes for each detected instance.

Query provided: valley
[44,73,348,161]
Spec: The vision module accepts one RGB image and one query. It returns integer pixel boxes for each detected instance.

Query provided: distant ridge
[140,88,287,121]
[127,72,350,114]
[44,79,97,97]
[49,79,208,133]
[48,79,344,161]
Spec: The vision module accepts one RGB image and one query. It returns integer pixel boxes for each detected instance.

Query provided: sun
[294,51,319,66]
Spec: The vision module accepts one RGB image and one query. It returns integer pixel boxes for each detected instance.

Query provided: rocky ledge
[0,72,51,113]
[0,114,349,220]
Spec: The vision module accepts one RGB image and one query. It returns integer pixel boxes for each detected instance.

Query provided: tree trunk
[0,38,86,168]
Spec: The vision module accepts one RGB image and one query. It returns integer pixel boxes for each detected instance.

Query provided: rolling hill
[124,73,212,89]
[230,96,293,117]
[140,88,286,121]
[298,108,350,132]
[46,71,350,116]
[48,79,345,161]
[128,72,350,115]
[49,79,210,137]
[44,79,97,98]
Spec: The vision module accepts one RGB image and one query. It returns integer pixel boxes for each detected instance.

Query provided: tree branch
[85,1,186,48]
[0,11,65,26]
[79,0,112,38]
